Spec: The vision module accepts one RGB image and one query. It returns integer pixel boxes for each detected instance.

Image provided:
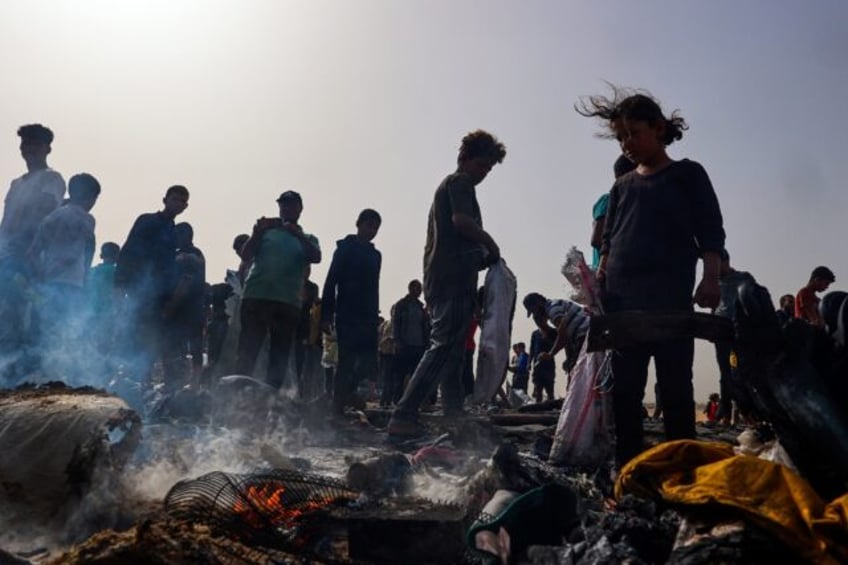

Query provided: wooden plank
[587,310,733,352]
[488,413,559,426]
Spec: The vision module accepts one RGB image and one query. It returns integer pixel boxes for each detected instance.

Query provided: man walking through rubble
[387,130,505,438]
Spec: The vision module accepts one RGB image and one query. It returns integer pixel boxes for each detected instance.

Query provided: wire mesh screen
[164,469,360,549]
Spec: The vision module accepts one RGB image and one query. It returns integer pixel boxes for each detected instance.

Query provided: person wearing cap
[236,190,321,390]
[795,266,836,328]
[320,208,382,414]
[0,124,66,377]
[387,130,505,438]
[522,292,589,379]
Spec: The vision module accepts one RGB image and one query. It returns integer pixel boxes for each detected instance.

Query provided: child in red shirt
[704,393,720,424]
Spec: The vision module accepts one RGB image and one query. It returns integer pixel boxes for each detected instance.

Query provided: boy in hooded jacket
[321,209,382,415]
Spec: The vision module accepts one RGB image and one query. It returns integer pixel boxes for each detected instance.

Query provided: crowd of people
[0,84,839,469]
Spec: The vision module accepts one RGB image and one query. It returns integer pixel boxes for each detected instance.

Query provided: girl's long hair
[576,83,688,146]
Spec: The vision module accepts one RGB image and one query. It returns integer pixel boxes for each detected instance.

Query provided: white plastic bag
[733,429,798,472]
[508,387,532,408]
[473,259,517,404]
[560,246,602,314]
[548,342,613,466]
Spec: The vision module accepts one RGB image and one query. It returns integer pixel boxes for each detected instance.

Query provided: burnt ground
[0,389,784,565]
[101,421,742,563]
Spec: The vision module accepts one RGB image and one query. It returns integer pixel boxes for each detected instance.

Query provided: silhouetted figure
[205,234,249,379]
[462,300,481,399]
[590,155,636,271]
[321,209,382,414]
[0,124,65,381]
[523,293,589,386]
[388,130,505,437]
[295,271,321,399]
[795,266,835,327]
[385,280,430,406]
[529,328,556,402]
[162,222,206,388]
[27,173,100,383]
[87,241,121,358]
[377,314,395,407]
[114,185,189,403]
[507,342,530,393]
[712,249,756,424]
[775,293,795,326]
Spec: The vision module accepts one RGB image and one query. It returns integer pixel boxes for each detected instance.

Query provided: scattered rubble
[4,282,848,565]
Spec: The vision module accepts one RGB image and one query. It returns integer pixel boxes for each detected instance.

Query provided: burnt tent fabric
[164,470,359,549]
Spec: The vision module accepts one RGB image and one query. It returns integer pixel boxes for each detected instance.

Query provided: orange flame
[232,482,336,532]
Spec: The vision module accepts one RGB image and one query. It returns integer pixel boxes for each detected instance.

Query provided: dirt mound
[48,514,314,565]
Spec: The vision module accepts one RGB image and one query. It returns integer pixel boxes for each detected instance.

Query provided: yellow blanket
[615,440,848,564]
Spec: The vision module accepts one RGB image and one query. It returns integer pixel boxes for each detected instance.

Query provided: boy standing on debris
[0,124,66,379]
[28,173,100,380]
[321,209,382,415]
[387,130,505,437]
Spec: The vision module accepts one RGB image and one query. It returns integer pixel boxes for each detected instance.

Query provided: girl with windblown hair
[576,85,726,469]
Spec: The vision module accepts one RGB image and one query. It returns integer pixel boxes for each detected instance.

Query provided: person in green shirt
[236,190,321,390]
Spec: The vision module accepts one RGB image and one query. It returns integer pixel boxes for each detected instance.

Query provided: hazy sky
[1,0,846,401]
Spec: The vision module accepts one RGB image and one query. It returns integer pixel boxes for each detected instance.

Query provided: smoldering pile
[20,428,805,565]
[0,391,842,565]
[0,383,142,552]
